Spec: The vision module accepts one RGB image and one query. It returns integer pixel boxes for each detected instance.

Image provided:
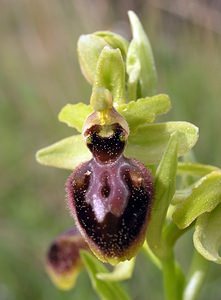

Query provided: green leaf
[193,203,221,264]
[146,133,178,258]
[125,121,199,164]
[96,258,135,282]
[173,171,221,229]
[128,11,157,97]
[95,31,128,59]
[77,34,108,84]
[93,46,125,106]
[117,94,171,129]
[177,162,220,177]
[58,103,93,132]
[36,135,91,170]
[81,251,131,300]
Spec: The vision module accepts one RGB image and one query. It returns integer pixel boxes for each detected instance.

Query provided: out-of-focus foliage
[1,1,221,299]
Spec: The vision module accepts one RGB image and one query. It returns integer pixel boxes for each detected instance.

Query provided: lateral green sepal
[36,135,91,170]
[126,121,198,164]
[58,103,93,132]
[117,94,171,129]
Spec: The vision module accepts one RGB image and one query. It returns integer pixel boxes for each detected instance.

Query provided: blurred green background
[1,0,221,299]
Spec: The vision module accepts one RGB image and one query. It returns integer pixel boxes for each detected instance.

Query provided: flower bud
[77,32,128,85]
[46,228,88,290]
[77,34,108,84]
[66,111,153,265]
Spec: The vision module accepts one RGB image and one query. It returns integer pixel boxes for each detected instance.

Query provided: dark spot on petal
[100,174,111,198]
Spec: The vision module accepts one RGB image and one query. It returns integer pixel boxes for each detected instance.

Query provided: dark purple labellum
[66,121,153,264]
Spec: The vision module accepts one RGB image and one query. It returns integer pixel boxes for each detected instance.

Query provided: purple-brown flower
[66,109,153,264]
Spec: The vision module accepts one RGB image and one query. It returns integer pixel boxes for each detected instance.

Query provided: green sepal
[80,251,131,300]
[93,46,125,106]
[193,203,221,264]
[118,94,171,129]
[146,133,178,258]
[128,11,157,97]
[58,103,93,132]
[126,121,199,164]
[173,171,221,229]
[77,34,108,84]
[96,258,135,282]
[94,31,128,59]
[36,135,91,170]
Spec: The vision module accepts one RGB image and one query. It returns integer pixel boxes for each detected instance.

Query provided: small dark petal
[46,227,88,290]
[84,123,127,163]
[66,156,153,265]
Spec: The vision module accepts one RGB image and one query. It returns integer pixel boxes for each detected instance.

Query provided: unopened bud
[46,228,88,290]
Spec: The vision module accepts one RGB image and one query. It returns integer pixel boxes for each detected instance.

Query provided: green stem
[160,223,186,300]
[183,251,210,300]
[163,222,186,250]
[143,238,184,299]
[161,253,179,300]
[175,261,186,299]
